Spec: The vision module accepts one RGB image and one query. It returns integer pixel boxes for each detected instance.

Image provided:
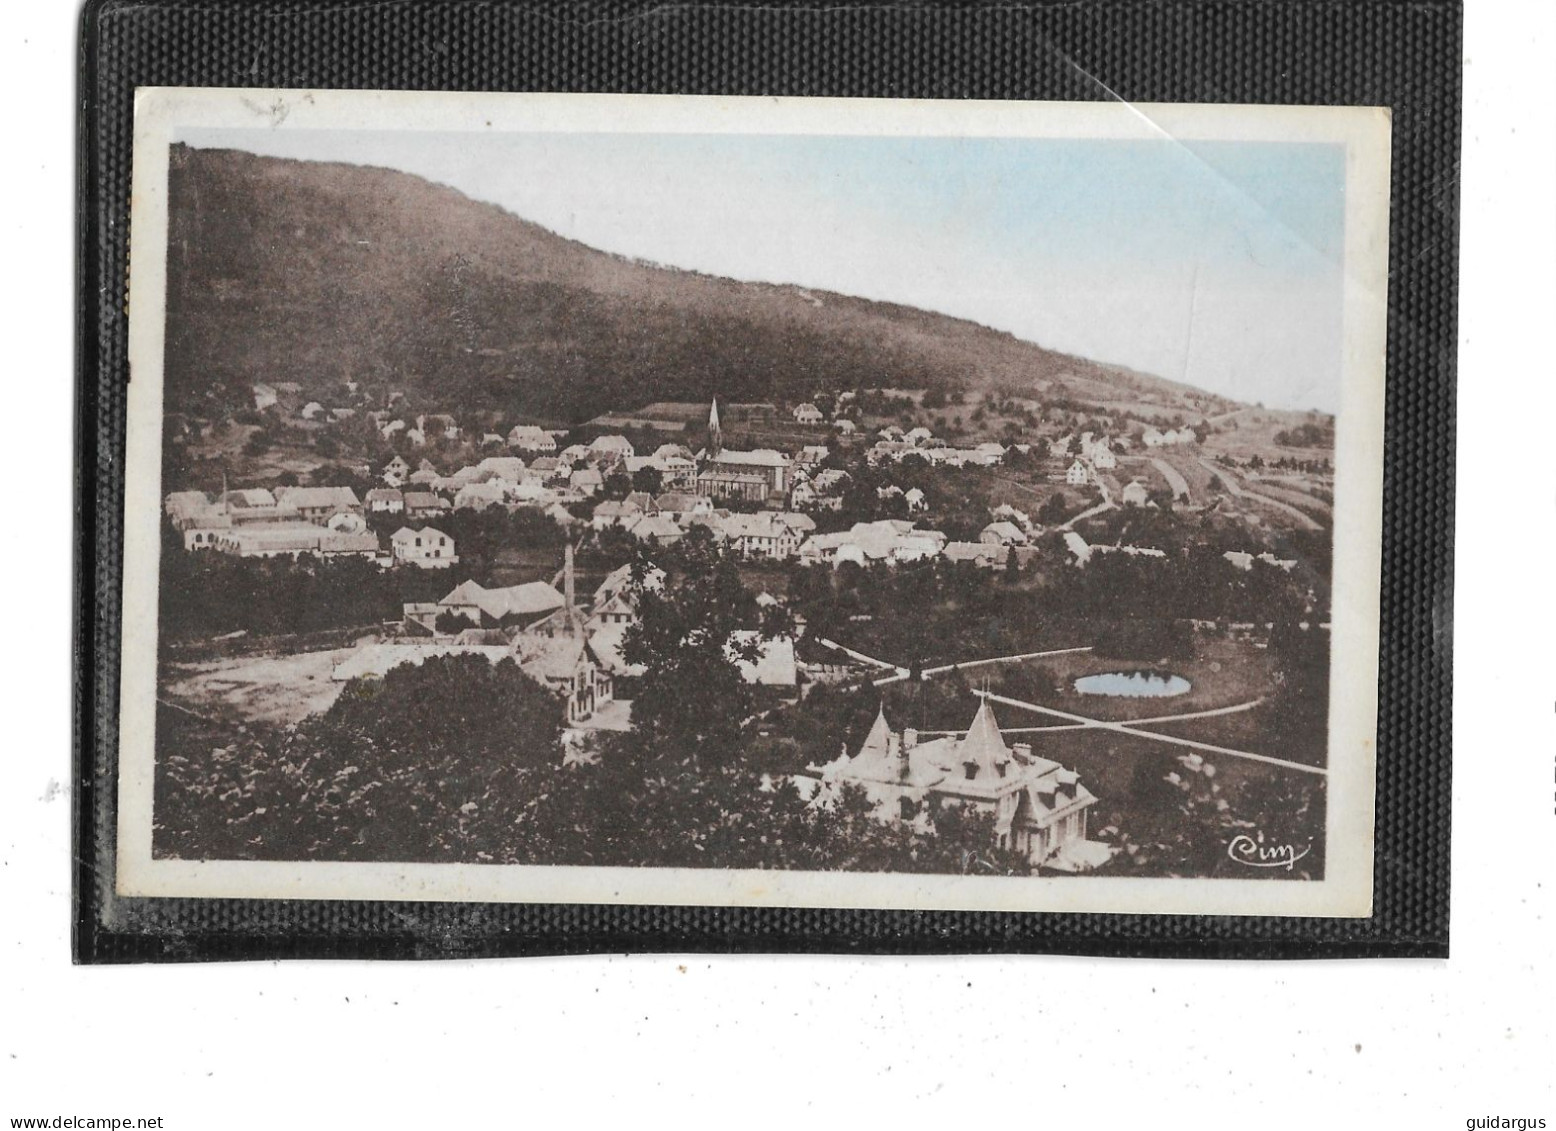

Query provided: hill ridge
[163,143,1232,425]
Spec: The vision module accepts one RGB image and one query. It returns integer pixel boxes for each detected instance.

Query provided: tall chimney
[903,728,918,751]
[563,542,579,636]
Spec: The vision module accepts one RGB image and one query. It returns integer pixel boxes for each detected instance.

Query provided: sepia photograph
[116,90,1389,914]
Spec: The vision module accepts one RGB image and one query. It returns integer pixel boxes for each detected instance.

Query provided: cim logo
[1226,834,1312,871]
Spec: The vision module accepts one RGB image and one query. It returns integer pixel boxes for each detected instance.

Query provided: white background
[2,2,1550,1127]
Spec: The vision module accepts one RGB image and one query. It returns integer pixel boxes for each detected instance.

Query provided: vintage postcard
[117,89,1388,916]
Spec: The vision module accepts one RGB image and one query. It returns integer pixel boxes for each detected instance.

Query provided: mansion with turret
[811,699,1113,872]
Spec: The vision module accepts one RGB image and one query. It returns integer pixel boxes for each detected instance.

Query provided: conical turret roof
[857,704,891,761]
[955,698,1011,777]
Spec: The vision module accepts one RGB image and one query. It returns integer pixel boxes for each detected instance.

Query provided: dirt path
[1151,458,1192,502]
[976,690,1325,775]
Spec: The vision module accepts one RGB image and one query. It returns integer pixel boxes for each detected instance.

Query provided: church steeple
[708,398,723,458]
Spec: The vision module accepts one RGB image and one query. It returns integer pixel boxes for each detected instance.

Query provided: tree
[1004,545,1020,584]
[631,465,664,496]
[434,610,468,635]
[602,470,632,500]
[1096,754,1325,880]
[621,526,768,763]
[154,655,565,863]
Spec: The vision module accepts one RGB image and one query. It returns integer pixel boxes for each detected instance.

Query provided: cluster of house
[591,493,820,557]
[788,389,865,430]
[1142,425,1198,448]
[790,467,853,511]
[803,698,1112,872]
[797,511,1038,571]
[1057,432,1120,487]
[373,433,705,518]
[1059,531,1300,573]
[367,401,809,524]
[867,425,1011,469]
[335,548,799,724]
[165,486,456,569]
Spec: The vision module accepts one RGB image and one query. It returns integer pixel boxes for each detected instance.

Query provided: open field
[163,645,361,726]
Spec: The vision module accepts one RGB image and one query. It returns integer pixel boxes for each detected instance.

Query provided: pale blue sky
[182,127,1347,411]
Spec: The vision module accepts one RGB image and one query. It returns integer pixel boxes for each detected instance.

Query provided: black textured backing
[76,0,1459,961]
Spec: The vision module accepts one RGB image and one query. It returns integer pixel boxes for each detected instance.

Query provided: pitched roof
[721,512,788,540]
[593,500,642,519]
[707,447,790,468]
[275,485,361,509]
[588,622,644,676]
[630,515,683,541]
[222,488,277,508]
[403,491,449,508]
[944,541,1001,564]
[390,526,424,542]
[440,580,565,621]
[476,456,527,481]
[654,491,703,512]
[512,632,591,681]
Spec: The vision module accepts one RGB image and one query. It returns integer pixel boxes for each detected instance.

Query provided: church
[813,698,1112,872]
[695,399,793,506]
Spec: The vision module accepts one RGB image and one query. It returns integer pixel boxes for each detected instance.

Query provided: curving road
[1198,458,1322,531]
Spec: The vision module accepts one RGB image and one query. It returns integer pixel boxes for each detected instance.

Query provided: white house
[1121,479,1151,506]
[1065,459,1091,486]
[1088,440,1117,470]
[390,526,458,568]
[721,512,802,560]
[508,425,556,452]
[382,456,411,487]
[365,488,404,514]
[590,434,635,460]
[793,402,824,425]
[454,482,507,511]
[980,521,1028,547]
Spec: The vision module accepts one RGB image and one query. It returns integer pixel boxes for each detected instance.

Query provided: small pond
[1073,670,1192,698]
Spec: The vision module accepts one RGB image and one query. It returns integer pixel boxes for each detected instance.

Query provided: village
[158,379,1336,876]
